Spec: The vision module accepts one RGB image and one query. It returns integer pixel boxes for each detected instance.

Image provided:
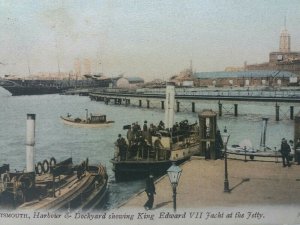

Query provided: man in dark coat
[144,174,156,210]
[116,134,127,161]
[281,138,291,167]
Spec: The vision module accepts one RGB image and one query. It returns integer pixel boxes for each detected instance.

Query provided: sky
[0,0,300,81]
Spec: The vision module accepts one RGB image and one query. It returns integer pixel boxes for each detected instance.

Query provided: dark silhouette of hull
[0,78,112,96]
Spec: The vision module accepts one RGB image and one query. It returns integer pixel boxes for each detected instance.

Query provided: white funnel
[164,82,175,129]
[26,114,36,172]
[259,117,268,151]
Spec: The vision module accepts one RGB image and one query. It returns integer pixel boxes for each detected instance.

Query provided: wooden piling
[234,104,238,117]
[275,103,280,121]
[192,102,195,113]
[290,106,294,120]
[218,102,222,117]
[147,100,150,108]
[161,101,164,110]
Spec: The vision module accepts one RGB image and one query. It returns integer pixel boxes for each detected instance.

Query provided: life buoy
[50,157,56,167]
[18,174,33,189]
[36,162,43,175]
[42,160,50,173]
[2,173,10,190]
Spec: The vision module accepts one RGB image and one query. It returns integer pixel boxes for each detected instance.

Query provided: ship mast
[55,40,61,78]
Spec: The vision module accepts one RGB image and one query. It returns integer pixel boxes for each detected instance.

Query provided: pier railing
[90,88,300,103]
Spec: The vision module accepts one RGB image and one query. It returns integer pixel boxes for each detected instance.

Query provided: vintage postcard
[0,1,300,225]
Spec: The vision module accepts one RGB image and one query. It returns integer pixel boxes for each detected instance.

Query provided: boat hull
[0,78,111,96]
[2,85,66,96]
[60,116,114,128]
[0,164,108,211]
[110,152,196,181]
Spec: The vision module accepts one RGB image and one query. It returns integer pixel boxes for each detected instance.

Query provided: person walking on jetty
[144,174,156,210]
[281,138,291,167]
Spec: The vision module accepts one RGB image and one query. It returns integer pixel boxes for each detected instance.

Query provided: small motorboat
[61,111,114,128]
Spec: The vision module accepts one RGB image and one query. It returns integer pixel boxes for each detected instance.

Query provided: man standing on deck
[281,138,291,167]
[154,135,164,160]
[116,134,127,161]
[144,174,156,210]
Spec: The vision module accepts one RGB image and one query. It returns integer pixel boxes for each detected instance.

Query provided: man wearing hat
[116,134,127,161]
[281,138,291,167]
[144,173,156,210]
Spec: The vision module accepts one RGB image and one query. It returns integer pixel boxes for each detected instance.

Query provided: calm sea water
[0,88,299,209]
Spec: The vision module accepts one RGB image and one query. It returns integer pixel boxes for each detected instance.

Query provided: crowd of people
[115,120,198,161]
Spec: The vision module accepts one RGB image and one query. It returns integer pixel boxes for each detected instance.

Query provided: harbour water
[0,88,298,209]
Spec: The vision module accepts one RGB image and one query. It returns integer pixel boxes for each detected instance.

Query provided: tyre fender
[2,173,10,190]
[42,160,50,173]
[50,157,56,167]
[36,162,43,175]
[18,174,33,189]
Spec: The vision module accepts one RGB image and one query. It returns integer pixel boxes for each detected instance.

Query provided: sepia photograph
[0,1,300,224]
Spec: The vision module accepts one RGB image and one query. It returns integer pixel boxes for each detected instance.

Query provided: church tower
[279,17,290,53]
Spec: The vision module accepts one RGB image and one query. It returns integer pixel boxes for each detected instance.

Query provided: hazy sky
[0,0,300,80]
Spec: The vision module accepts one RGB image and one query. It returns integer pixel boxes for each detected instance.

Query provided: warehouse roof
[192,70,297,79]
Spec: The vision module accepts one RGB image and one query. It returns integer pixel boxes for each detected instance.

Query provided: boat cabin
[89,114,107,123]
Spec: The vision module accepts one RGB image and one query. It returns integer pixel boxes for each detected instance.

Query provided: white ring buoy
[50,157,56,167]
[43,160,50,173]
[36,162,43,175]
[2,173,10,190]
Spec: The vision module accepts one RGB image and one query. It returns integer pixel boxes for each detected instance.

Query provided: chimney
[164,82,175,129]
[26,114,36,172]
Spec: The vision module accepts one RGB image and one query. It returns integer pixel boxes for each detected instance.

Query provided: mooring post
[147,100,150,108]
[290,106,294,120]
[192,102,195,113]
[275,103,280,121]
[161,101,164,110]
[139,100,142,107]
[177,102,180,112]
[234,104,238,117]
[218,101,222,117]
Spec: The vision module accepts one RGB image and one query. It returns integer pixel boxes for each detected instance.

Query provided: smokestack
[164,82,175,129]
[26,114,36,172]
[260,117,268,151]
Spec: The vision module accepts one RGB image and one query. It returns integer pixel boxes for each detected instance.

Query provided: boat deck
[19,172,94,210]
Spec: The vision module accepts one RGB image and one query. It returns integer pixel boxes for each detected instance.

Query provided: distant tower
[279,16,290,53]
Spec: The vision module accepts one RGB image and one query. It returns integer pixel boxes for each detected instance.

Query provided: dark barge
[0,114,108,210]
[0,158,108,210]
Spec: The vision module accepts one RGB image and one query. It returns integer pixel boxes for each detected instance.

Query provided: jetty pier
[89,88,300,120]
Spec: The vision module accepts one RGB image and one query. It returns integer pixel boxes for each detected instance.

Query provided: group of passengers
[115,120,197,161]
[115,121,165,161]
